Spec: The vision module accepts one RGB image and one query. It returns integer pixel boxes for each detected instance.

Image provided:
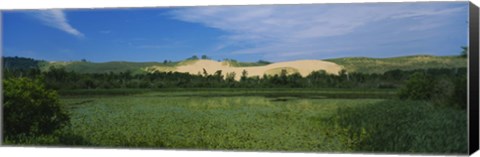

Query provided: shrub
[3,77,69,138]
[398,72,434,100]
[399,71,467,109]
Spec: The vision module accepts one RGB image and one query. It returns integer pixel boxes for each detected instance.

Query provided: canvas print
[1,2,470,155]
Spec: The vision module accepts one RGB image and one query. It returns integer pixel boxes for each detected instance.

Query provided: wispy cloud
[33,10,84,38]
[169,3,467,61]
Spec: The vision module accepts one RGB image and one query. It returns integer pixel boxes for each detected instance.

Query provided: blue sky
[2,2,469,62]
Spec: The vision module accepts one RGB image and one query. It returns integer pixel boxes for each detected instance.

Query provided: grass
[4,89,467,154]
[328,100,467,154]
[264,67,299,75]
[40,61,167,74]
[326,55,467,74]
[57,88,397,99]
[224,60,271,67]
[59,94,382,151]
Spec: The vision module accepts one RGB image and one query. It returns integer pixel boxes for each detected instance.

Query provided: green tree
[3,77,69,137]
[257,60,271,65]
[241,69,248,82]
[225,72,236,82]
[188,55,199,60]
[280,69,288,85]
[398,72,434,100]
[213,70,223,81]
[202,68,209,77]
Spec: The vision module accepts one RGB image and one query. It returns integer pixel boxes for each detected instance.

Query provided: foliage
[187,55,199,60]
[201,55,210,59]
[398,72,434,100]
[4,55,466,75]
[2,56,42,70]
[224,59,272,67]
[451,76,467,109]
[55,93,383,150]
[327,55,467,74]
[2,77,70,138]
[398,69,467,109]
[4,64,467,91]
[328,100,467,154]
[7,90,465,154]
[41,61,169,74]
[2,55,469,153]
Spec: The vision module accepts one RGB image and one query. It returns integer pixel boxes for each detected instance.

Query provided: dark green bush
[3,77,69,138]
[398,72,434,100]
[398,71,467,109]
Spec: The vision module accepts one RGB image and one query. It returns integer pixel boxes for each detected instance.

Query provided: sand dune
[154,59,343,80]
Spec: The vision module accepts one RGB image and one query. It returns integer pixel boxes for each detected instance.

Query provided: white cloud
[33,10,84,38]
[169,3,466,61]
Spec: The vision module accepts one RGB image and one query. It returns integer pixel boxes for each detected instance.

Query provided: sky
[1,2,469,62]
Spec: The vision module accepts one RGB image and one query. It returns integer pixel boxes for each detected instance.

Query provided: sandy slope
[166,59,342,80]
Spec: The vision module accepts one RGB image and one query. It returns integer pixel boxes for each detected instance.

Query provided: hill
[3,56,41,70]
[40,61,170,74]
[169,59,342,80]
[326,55,467,74]
[3,55,467,76]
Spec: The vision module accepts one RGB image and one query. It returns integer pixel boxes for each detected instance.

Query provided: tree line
[3,65,466,90]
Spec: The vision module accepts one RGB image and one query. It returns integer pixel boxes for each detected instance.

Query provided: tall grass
[327,100,467,154]
[4,90,467,154]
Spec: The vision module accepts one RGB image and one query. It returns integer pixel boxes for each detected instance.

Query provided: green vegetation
[4,55,466,75]
[40,61,168,75]
[3,78,69,140]
[329,100,467,153]
[265,67,299,75]
[5,61,467,90]
[224,59,272,67]
[2,55,468,154]
[57,91,384,150]
[399,72,434,100]
[3,56,42,70]
[2,89,466,154]
[326,55,467,74]
[399,70,467,109]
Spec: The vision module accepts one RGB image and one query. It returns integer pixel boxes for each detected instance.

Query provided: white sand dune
[170,59,342,80]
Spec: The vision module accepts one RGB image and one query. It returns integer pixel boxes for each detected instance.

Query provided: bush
[3,77,69,138]
[399,71,467,109]
[398,72,434,100]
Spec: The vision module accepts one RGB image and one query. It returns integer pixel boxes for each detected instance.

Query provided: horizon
[2,53,463,64]
[2,2,469,62]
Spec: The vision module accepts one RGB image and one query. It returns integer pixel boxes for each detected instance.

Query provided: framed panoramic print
[1,1,479,156]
